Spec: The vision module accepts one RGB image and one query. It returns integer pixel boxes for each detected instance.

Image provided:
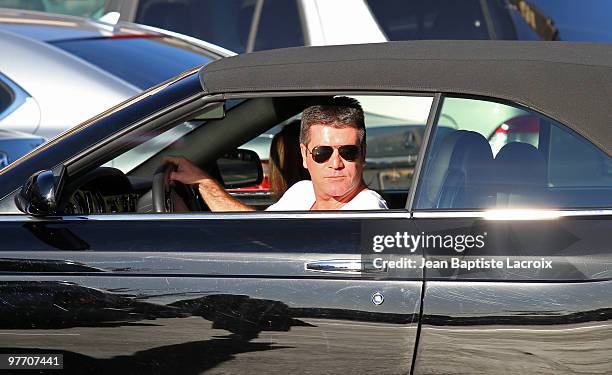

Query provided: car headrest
[494,142,547,206]
[419,130,494,208]
[495,142,547,186]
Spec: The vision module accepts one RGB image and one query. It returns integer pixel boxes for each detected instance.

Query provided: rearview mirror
[217,149,263,189]
[15,166,66,216]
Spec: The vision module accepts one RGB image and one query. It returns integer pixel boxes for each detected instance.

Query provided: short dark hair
[300,96,365,147]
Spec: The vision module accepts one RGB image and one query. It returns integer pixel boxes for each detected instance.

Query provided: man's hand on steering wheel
[151,157,210,213]
[163,156,255,212]
[164,156,211,185]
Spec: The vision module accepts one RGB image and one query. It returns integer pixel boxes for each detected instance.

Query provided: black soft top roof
[200,40,612,156]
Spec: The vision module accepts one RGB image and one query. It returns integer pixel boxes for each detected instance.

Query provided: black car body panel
[1,277,419,373]
[411,214,612,373]
[415,215,612,281]
[414,280,612,374]
[0,215,422,373]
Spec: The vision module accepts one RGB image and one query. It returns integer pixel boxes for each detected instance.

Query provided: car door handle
[305,259,387,274]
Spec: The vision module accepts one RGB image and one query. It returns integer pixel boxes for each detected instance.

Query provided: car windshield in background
[366,0,517,40]
[51,36,213,90]
[134,0,304,53]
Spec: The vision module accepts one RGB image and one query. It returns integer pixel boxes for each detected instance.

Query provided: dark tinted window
[367,0,494,40]
[134,0,303,53]
[509,10,540,40]
[486,0,518,39]
[548,125,612,188]
[52,36,212,89]
[0,80,12,115]
[253,0,304,51]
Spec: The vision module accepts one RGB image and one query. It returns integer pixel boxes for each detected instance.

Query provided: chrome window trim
[128,23,236,58]
[413,209,612,220]
[1,209,610,222]
[0,211,410,222]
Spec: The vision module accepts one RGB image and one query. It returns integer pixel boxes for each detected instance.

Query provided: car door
[410,96,612,374]
[0,92,432,374]
[0,213,423,374]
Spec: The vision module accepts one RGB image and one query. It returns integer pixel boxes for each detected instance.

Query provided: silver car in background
[0,9,233,140]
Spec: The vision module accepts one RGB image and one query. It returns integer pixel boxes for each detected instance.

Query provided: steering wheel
[152,163,205,213]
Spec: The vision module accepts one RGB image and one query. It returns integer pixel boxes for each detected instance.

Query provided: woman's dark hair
[269,120,310,198]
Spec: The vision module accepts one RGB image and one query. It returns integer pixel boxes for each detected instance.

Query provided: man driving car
[166,97,388,211]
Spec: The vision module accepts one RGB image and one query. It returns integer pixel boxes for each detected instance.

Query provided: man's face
[300,124,365,199]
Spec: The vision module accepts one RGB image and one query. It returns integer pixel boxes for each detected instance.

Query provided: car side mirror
[15,166,65,216]
[217,149,263,189]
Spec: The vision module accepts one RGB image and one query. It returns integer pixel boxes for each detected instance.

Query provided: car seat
[419,130,495,209]
[493,142,547,207]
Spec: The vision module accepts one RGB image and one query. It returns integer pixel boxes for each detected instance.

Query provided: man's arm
[195,176,256,212]
[165,156,255,212]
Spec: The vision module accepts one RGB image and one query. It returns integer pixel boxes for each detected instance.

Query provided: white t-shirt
[266,180,388,211]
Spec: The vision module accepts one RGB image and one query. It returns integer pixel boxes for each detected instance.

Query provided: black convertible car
[0,41,611,374]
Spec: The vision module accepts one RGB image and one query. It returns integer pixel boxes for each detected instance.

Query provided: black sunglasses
[306,145,361,163]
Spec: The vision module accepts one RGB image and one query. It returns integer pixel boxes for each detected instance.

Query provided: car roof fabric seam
[204,58,612,73]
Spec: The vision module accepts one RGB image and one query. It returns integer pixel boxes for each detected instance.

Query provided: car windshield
[51,36,214,89]
[132,0,304,53]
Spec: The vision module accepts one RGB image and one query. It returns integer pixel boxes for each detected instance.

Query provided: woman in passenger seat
[268,120,311,199]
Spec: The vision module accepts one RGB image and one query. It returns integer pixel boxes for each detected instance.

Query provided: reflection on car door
[412,213,612,374]
[0,213,422,374]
